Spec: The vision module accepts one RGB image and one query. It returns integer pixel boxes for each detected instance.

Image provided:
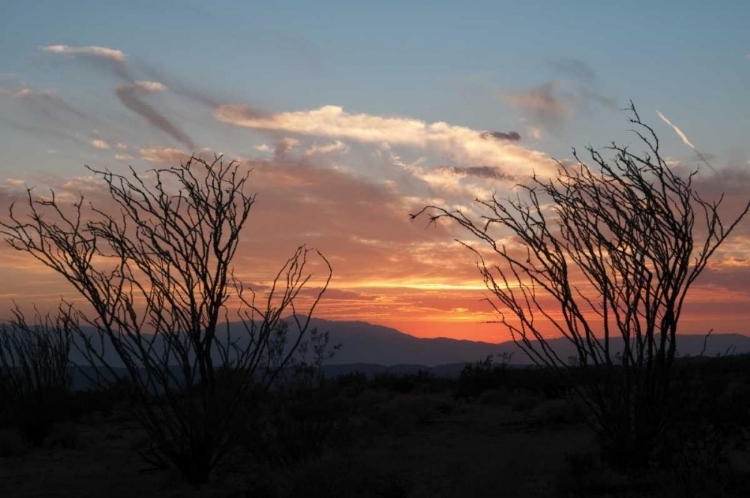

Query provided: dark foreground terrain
[3,358,750,498]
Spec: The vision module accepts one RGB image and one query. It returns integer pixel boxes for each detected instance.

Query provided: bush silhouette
[0,156,332,483]
[413,103,750,470]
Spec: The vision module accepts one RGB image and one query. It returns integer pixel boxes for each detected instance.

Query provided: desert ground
[3,364,750,498]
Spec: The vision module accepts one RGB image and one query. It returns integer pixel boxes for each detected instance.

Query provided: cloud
[133,81,167,92]
[304,140,349,156]
[547,58,597,83]
[273,137,300,158]
[438,165,515,181]
[0,86,87,122]
[504,60,617,132]
[91,139,110,150]
[479,131,521,141]
[41,44,131,81]
[216,104,557,178]
[503,82,570,129]
[116,142,128,150]
[115,82,195,150]
[547,59,616,110]
[41,45,125,62]
[138,147,189,165]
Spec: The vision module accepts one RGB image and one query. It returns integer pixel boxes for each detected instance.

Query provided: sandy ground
[2,389,747,497]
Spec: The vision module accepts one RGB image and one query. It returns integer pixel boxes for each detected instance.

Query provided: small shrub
[0,427,28,458]
[555,451,633,497]
[529,398,581,426]
[477,388,509,406]
[455,353,513,399]
[370,370,440,394]
[249,386,353,466]
[44,421,79,450]
[510,391,540,413]
[336,371,369,397]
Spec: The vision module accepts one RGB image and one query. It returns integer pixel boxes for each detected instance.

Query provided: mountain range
[70,317,750,369]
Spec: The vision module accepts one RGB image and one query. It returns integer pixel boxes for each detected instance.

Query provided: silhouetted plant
[0,306,73,445]
[0,155,332,483]
[412,103,750,470]
[369,369,449,394]
[455,352,513,398]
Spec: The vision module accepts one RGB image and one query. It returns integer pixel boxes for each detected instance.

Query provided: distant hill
[67,318,750,389]
[69,317,750,369]
[306,318,750,366]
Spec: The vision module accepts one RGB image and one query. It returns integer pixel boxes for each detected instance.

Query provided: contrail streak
[656,110,715,172]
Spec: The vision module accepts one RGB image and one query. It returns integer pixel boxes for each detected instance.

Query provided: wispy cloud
[115,82,195,150]
[547,58,597,83]
[41,45,125,62]
[0,86,87,122]
[503,82,570,130]
[504,60,617,134]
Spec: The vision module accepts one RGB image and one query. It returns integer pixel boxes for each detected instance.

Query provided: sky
[0,1,749,342]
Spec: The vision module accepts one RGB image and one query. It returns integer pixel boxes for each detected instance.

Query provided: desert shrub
[284,452,413,498]
[0,427,29,458]
[503,366,568,399]
[375,393,446,436]
[510,391,540,412]
[455,353,513,398]
[0,308,74,446]
[555,451,635,497]
[369,370,450,394]
[529,398,581,426]
[335,371,370,397]
[646,360,750,495]
[370,371,420,394]
[1,157,333,484]
[412,105,750,471]
[477,388,509,405]
[248,383,353,467]
[43,421,79,450]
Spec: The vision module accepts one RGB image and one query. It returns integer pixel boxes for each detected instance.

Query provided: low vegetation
[2,350,750,497]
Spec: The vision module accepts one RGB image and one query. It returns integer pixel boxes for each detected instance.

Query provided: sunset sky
[0,1,749,342]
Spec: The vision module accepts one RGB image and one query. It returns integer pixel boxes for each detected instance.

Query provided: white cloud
[116,142,128,150]
[133,81,167,93]
[91,139,111,150]
[139,147,188,164]
[0,87,54,99]
[215,104,557,178]
[41,45,125,62]
[304,140,349,156]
